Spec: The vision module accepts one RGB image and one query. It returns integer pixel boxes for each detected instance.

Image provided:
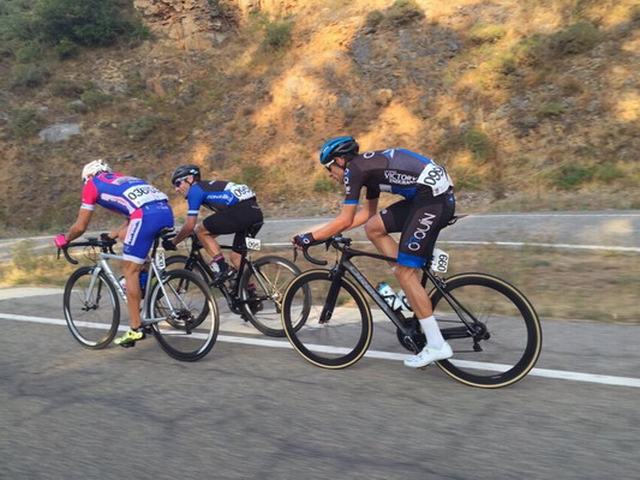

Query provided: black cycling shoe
[246,286,263,314]
[210,268,234,286]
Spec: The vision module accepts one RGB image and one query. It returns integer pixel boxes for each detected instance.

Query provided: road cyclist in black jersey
[292,136,456,368]
[164,164,264,286]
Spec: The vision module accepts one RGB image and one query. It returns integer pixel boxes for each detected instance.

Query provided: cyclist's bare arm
[310,204,358,240]
[64,208,93,242]
[172,215,197,245]
[346,198,378,231]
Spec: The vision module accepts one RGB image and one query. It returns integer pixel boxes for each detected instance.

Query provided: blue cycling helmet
[319,136,359,166]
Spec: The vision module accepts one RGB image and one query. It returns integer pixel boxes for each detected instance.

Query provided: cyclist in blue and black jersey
[165,165,264,284]
[292,136,456,368]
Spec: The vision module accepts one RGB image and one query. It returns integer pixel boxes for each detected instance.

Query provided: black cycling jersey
[342,148,453,205]
[187,180,256,215]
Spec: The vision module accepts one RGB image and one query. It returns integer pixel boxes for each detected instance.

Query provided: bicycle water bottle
[139,271,148,296]
[397,290,412,312]
[376,282,404,312]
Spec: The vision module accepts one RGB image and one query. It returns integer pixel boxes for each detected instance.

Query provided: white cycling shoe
[403,342,453,368]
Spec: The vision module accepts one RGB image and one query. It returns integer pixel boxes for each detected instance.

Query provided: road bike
[164,224,309,337]
[59,230,219,361]
[281,233,542,388]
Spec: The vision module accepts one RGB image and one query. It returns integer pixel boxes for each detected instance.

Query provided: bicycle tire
[281,269,373,369]
[63,266,120,349]
[163,254,212,328]
[429,272,542,388]
[239,255,309,337]
[146,269,219,361]
[165,254,209,282]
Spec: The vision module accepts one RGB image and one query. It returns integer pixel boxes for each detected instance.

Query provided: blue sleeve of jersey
[187,185,205,216]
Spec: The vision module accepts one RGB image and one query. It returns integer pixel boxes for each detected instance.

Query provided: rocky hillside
[1,0,639,232]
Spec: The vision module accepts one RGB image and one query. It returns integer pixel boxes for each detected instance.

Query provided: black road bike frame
[300,236,490,353]
[177,233,267,314]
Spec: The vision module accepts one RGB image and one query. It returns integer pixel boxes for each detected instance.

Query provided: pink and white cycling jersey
[81,172,168,216]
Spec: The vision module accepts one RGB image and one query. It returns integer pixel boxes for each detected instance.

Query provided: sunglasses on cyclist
[323,159,336,171]
[173,177,188,188]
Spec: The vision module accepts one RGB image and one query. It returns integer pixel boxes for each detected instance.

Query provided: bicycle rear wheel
[63,266,120,348]
[429,273,542,388]
[281,269,372,369]
[239,255,309,337]
[146,269,219,361]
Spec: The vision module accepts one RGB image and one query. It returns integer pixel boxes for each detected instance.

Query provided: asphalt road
[1,289,639,479]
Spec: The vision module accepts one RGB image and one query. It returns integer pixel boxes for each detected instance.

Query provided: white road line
[1,312,639,389]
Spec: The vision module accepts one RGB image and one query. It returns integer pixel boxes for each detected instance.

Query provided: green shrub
[548,21,601,56]
[9,63,50,88]
[80,87,112,109]
[123,116,159,141]
[552,164,594,190]
[469,24,506,44]
[463,129,494,163]
[262,20,293,51]
[233,164,265,187]
[593,164,625,183]
[386,0,424,26]
[537,101,566,118]
[365,10,384,29]
[55,37,79,59]
[8,108,45,138]
[14,42,43,63]
[511,34,546,67]
[34,0,146,47]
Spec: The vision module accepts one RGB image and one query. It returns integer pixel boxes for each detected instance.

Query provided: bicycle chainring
[396,325,426,353]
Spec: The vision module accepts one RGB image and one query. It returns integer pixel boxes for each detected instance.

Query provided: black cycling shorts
[380,186,455,268]
[202,199,264,253]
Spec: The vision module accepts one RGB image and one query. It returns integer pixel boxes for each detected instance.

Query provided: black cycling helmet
[319,136,359,168]
[171,164,201,186]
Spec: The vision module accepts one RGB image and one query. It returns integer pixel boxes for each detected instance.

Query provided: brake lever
[293,246,298,262]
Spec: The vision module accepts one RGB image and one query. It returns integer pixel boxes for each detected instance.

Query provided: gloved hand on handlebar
[162,238,177,251]
[292,232,318,248]
[100,232,116,244]
[54,233,68,249]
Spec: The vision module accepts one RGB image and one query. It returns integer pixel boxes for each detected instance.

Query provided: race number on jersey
[122,185,168,208]
[226,183,256,202]
[416,163,453,196]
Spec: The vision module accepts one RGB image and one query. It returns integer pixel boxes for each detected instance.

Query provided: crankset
[396,325,426,353]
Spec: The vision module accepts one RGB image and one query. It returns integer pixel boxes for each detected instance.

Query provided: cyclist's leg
[195,222,221,259]
[229,200,263,270]
[395,188,455,366]
[117,203,174,345]
[364,199,408,261]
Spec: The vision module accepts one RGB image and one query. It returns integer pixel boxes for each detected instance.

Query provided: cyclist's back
[343,148,453,204]
[82,172,169,216]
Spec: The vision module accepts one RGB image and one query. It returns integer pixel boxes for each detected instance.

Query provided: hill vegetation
[1,0,639,232]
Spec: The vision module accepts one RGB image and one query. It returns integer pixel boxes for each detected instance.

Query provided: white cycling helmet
[82,159,111,182]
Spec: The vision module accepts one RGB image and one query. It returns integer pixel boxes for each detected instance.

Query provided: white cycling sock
[419,315,445,350]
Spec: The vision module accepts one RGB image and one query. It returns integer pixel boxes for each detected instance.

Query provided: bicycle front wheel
[147,269,219,361]
[239,255,309,337]
[281,269,372,369]
[63,266,120,349]
[430,273,542,388]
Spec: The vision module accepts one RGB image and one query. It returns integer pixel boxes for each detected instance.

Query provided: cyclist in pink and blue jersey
[54,160,174,347]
